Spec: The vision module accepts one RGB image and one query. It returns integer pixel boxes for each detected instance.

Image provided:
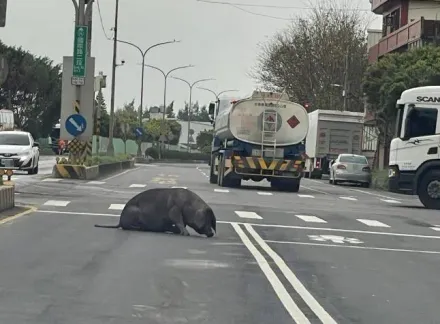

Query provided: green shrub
[145,147,159,159]
[372,169,388,190]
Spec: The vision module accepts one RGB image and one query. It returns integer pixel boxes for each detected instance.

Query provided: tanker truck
[207,90,309,192]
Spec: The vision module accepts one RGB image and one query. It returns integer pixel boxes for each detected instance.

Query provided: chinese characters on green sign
[73,25,88,78]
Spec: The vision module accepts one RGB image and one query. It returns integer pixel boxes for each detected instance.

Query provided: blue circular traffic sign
[65,114,87,137]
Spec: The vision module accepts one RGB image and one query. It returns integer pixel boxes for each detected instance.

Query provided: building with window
[368,0,440,63]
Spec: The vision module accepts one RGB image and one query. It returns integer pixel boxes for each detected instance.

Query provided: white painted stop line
[295,215,327,223]
[357,219,390,228]
[235,211,263,219]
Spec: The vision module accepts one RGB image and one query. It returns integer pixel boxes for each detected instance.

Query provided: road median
[0,184,14,213]
[52,154,135,180]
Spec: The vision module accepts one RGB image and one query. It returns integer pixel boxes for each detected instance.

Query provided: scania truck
[388,86,440,209]
[207,90,309,192]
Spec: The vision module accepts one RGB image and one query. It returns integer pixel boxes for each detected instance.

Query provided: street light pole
[197,87,239,115]
[143,64,194,158]
[171,77,215,152]
[117,39,180,156]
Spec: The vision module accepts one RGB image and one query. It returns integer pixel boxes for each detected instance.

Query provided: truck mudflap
[229,156,303,178]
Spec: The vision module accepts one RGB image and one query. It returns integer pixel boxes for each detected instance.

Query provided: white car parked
[0,131,40,174]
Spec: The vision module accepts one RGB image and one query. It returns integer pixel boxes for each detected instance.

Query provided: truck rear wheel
[209,155,217,184]
[271,179,300,192]
[418,170,440,210]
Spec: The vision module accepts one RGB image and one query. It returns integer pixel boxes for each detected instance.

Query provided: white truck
[388,86,440,209]
[208,90,309,192]
[304,109,364,179]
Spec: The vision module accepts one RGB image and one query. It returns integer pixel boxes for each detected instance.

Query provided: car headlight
[388,168,396,178]
[18,150,31,157]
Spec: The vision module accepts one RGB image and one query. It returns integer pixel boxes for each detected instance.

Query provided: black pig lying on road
[94,187,217,237]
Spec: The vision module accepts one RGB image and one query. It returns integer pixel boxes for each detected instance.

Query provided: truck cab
[388,86,440,209]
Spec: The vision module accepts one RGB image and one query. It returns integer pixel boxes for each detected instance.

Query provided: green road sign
[73,25,88,77]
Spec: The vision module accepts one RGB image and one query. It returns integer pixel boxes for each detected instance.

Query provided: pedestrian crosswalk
[40,178,405,204]
[37,199,435,232]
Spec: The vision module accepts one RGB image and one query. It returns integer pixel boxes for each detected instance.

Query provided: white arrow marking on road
[339,196,357,201]
[308,235,363,244]
[68,117,84,132]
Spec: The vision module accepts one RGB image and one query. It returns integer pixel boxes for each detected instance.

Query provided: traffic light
[0,0,7,28]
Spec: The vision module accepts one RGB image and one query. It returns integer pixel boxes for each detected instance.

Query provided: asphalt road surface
[2,162,440,323]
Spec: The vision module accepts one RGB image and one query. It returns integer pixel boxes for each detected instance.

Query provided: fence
[39,135,202,155]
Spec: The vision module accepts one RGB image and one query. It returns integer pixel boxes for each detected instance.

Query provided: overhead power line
[96,0,112,40]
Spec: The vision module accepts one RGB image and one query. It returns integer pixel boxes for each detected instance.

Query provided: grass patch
[372,169,389,190]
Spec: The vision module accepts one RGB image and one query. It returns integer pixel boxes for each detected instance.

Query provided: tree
[196,129,213,154]
[177,101,211,121]
[0,41,62,138]
[94,89,110,137]
[251,0,368,112]
[144,118,171,144]
[114,100,138,152]
[363,45,440,158]
[177,103,189,121]
[195,105,210,122]
[166,100,175,118]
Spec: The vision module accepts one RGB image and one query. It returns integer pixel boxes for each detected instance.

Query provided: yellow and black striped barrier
[232,156,303,171]
[54,164,86,179]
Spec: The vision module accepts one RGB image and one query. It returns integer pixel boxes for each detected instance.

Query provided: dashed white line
[380,199,401,204]
[87,181,106,185]
[214,189,229,193]
[42,178,61,182]
[300,185,328,195]
[357,219,390,228]
[172,186,187,189]
[339,196,357,201]
[43,200,70,207]
[295,215,327,223]
[257,192,273,196]
[431,227,440,232]
[108,204,125,210]
[129,184,147,188]
[298,194,314,198]
[235,211,263,219]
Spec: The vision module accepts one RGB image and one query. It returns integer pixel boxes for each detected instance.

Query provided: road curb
[0,205,37,225]
[0,185,14,213]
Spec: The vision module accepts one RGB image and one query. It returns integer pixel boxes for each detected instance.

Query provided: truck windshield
[340,155,368,164]
[404,106,437,139]
[395,104,404,138]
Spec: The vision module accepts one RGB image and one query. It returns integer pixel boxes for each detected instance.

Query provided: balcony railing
[368,18,424,63]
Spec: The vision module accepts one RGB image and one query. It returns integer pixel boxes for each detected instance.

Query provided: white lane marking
[431,227,440,232]
[231,223,311,323]
[101,167,140,181]
[295,215,327,223]
[235,211,263,219]
[308,235,363,244]
[35,211,440,241]
[300,185,328,195]
[339,196,357,201]
[257,192,273,196]
[42,178,61,182]
[129,184,147,188]
[267,240,440,255]
[244,224,338,323]
[357,219,390,227]
[172,186,187,189]
[108,204,125,210]
[351,188,405,201]
[87,181,106,185]
[214,189,229,193]
[380,199,401,204]
[298,194,314,198]
[43,200,70,207]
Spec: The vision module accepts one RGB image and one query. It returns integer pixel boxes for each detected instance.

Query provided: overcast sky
[2,0,381,114]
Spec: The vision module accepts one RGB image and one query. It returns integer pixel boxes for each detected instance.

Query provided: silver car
[0,131,40,174]
[329,154,371,188]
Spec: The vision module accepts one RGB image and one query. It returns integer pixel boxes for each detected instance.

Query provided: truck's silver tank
[214,92,309,146]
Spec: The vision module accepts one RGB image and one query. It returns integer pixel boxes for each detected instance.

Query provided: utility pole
[342,50,349,111]
[107,0,119,156]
